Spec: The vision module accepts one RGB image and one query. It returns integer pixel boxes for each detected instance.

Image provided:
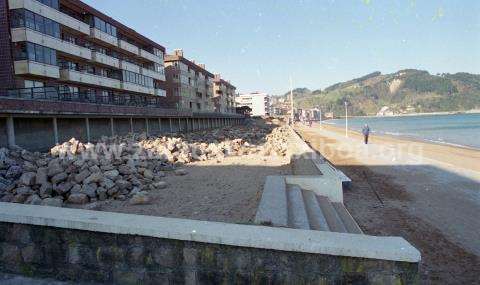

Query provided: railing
[5,87,169,108]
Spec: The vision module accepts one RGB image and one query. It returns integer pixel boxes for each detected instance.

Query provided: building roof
[164,54,214,78]
[213,77,236,89]
[63,0,165,52]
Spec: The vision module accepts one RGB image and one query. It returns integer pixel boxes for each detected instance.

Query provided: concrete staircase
[255,176,362,234]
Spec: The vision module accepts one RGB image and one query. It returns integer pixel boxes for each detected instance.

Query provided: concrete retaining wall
[147,118,161,135]
[0,118,6,148]
[14,118,55,151]
[0,203,420,284]
[114,118,131,136]
[57,118,88,144]
[89,118,111,141]
[132,118,147,134]
[1,116,242,151]
[160,118,171,133]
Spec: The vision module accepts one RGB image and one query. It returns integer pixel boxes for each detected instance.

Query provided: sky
[83,0,480,95]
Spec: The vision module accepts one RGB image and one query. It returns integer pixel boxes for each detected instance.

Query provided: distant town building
[164,49,214,112]
[236,92,271,116]
[324,112,334,119]
[213,74,236,113]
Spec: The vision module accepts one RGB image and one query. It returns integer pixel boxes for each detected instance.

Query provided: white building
[236,92,271,116]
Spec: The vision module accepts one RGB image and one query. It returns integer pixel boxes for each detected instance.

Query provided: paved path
[297,124,480,257]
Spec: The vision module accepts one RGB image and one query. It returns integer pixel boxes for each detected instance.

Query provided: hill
[283,70,480,116]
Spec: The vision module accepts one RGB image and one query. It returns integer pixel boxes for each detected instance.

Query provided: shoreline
[325,109,480,119]
[321,121,480,151]
[320,113,480,151]
[310,123,480,174]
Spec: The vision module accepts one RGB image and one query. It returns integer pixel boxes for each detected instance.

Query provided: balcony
[14,60,60,78]
[60,69,121,90]
[155,89,166,97]
[141,68,165,81]
[121,82,155,95]
[91,51,120,69]
[118,39,139,55]
[119,60,141,73]
[8,0,90,35]
[11,28,91,60]
[90,28,117,47]
[139,49,163,64]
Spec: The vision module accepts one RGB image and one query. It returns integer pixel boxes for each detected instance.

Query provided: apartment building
[236,92,271,117]
[1,0,168,106]
[212,74,236,114]
[164,49,214,112]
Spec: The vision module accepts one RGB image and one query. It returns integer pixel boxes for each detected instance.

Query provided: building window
[91,16,117,37]
[153,48,163,58]
[58,59,79,71]
[14,42,57,66]
[154,63,164,74]
[36,0,59,10]
[11,9,60,39]
[24,80,44,88]
[121,70,154,87]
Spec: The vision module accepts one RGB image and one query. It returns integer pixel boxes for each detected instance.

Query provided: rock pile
[0,121,290,207]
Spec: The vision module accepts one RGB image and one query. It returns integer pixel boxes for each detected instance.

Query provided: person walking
[362,124,370,144]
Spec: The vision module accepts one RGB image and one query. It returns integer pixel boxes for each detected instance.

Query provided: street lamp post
[289,77,294,125]
[319,107,322,127]
[344,101,348,137]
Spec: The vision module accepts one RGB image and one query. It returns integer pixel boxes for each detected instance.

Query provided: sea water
[324,113,480,149]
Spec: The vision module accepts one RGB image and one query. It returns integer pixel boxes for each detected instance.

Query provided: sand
[295,123,480,284]
[89,154,291,224]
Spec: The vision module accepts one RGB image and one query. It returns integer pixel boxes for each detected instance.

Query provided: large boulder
[67,193,89,204]
[41,197,63,207]
[74,169,91,183]
[104,170,119,180]
[51,172,68,184]
[15,186,33,196]
[81,184,97,198]
[35,167,48,185]
[18,172,36,186]
[174,169,188,176]
[84,172,103,184]
[129,193,150,205]
[39,183,53,198]
[47,162,64,177]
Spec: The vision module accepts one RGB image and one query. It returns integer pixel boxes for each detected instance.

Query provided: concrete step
[317,196,348,233]
[255,176,361,234]
[302,189,330,231]
[332,202,363,234]
[287,185,310,230]
[254,176,288,227]
[313,159,352,188]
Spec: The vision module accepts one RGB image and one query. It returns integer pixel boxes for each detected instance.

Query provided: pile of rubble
[0,122,290,207]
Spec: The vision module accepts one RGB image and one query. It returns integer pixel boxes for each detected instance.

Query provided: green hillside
[284,70,480,116]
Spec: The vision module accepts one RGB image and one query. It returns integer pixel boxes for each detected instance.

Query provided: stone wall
[0,203,420,284]
[0,222,419,284]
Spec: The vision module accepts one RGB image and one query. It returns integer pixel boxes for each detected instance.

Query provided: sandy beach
[295,123,480,284]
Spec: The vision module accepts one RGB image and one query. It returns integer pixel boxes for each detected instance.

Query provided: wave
[375,130,479,150]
